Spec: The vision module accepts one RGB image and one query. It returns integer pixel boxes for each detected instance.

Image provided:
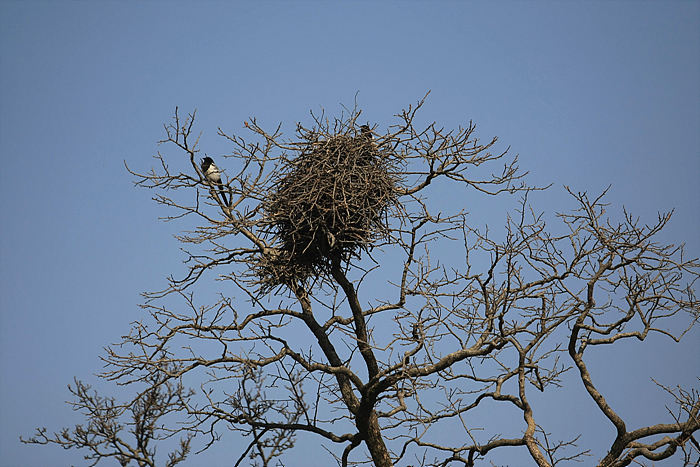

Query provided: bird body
[201,156,228,206]
[360,124,373,139]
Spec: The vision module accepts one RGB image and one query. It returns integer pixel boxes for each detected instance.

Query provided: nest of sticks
[257,127,400,290]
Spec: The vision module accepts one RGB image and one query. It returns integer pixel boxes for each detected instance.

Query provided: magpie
[360,124,373,139]
[411,322,422,341]
[201,156,228,206]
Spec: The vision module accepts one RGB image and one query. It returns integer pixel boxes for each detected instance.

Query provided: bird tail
[218,184,228,207]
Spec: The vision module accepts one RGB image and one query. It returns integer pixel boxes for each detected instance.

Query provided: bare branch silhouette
[28,96,699,467]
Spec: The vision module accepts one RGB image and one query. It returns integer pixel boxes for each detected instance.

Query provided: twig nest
[259,129,399,289]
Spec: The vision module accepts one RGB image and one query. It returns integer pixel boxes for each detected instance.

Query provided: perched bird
[411,321,423,341]
[360,124,373,140]
[358,124,376,166]
[201,156,228,206]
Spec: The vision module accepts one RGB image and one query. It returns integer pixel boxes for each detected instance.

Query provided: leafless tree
[22,363,194,467]
[26,96,699,466]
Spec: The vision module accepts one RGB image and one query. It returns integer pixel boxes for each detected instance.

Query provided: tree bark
[357,403,392,467]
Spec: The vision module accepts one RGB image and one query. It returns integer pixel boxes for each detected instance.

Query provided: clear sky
[1,1,698,466]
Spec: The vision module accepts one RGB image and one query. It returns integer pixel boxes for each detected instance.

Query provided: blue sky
[1,1,698,466]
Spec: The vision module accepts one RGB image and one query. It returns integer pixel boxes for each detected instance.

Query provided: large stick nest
[257,128,400,290]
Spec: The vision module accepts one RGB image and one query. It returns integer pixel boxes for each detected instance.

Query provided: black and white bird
[201,156,227,206]
[360,124,373,140]
[411,321,423,341]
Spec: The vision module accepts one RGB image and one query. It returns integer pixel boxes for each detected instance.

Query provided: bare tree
[22,363,194,467]
[27,96,699,467]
